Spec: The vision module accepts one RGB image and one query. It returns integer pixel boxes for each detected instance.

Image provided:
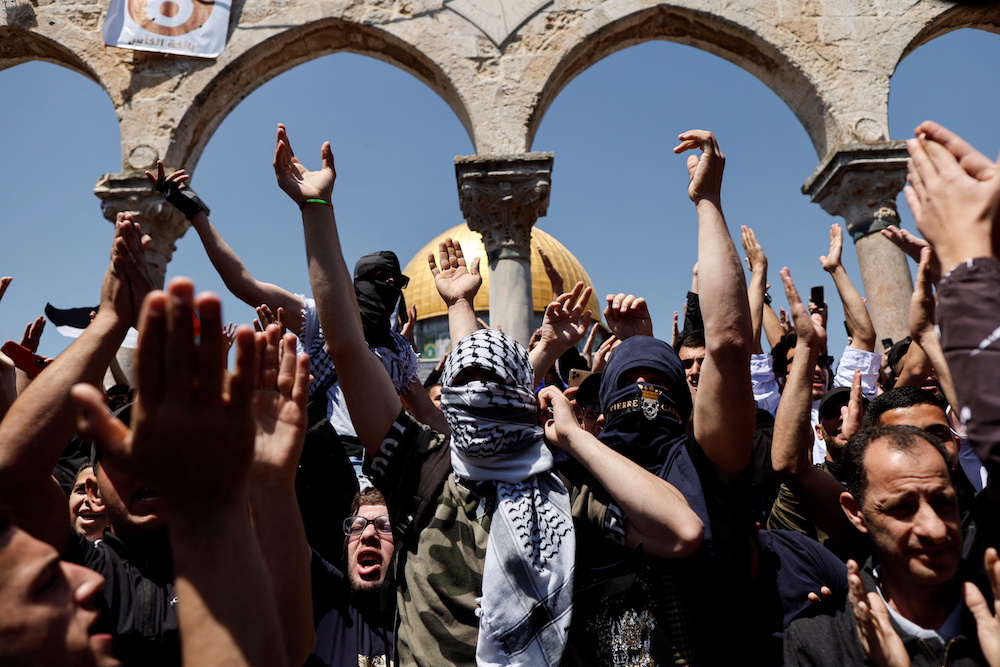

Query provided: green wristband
[299,198,331,210]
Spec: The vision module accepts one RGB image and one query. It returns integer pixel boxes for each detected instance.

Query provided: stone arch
[164,19,473,169]
[0,27,102,84]
[528,5,833,157]
[896,4,1000,67]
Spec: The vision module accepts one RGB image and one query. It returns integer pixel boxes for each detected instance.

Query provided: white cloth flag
[103,0,230,59]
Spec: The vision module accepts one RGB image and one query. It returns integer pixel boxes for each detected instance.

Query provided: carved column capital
[803,143,913,342]
[94,173,191,287]
[455,153,553,262]
[802,142,909,241]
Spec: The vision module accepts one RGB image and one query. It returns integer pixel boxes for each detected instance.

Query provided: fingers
[468,255,480,276]
[196,292,226,402]
[987,547,1000,604]
[136,290,169,407]
[229,324,259,413]
[321,141,336,178]
[673,130,720,156]
[0,276,11,301]
[427,250,439,277]
[915,120,998,180]
[260,324,282,391]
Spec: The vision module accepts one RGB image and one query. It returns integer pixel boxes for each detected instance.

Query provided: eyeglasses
[343,514,392,537]
[572,403,601,419]
[369,270,410,289]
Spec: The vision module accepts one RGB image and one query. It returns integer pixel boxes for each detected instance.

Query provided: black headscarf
[598,336,711,539]
[353,251,407,348]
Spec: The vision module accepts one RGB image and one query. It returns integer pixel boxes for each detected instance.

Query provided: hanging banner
[102,0,230,59]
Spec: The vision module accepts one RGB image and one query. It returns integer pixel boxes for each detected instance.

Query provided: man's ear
[85,475,105,512]
[815,423,825,440]
[840,491,867,534]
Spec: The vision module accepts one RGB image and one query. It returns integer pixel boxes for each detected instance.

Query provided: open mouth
[78,511,104,525]
[356,549,383,578]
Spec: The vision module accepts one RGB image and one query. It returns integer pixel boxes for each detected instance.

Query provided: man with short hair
[785,424,995,666]
[676,329,706,393]
[307,488,395,667]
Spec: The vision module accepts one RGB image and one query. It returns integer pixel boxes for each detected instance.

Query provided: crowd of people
[0,119,998,667]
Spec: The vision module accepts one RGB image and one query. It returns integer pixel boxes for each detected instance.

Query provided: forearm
[692,199,754,479]
[250,488,314,666]
[191,215,302,332]
[299,205,399,454]
[747,268,766,354]
[762,303,785,350]
[912,332,960,413]
[171,508,288,667]
[771,342,821,475]
[894,342,933,388]
[937,258,1000,472]
[447,299,478,347]
[829,266,876,351]
[529,341,563,388]
[0,311,129,546]
[560,429,703,558]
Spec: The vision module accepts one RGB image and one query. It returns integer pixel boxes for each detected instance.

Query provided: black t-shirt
[63,530,180,667]
[305,550,394,667]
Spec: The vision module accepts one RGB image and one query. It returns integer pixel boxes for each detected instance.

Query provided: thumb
[70,383,131,459]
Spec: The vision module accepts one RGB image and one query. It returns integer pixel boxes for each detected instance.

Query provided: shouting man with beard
[307,488,395,667]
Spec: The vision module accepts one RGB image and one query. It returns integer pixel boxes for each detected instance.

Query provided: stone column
[803,143,913,344]
[94,173,191,288]
[455,153,553,347]
[93,172,191,385]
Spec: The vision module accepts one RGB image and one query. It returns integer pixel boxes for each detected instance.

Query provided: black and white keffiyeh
[442,329,575,667]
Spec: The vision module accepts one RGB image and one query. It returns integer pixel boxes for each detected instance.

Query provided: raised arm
[530,282,592,386]
[428,237,482,344]
[771,268,854,536]
[904,121,1000,474]
[539,386,703,558]
[0,216,149,549]
[741,225,768,354]
[674,130,754,481]
[273,124,399,456]
[820,223,876,351]
[147,162,304,333]
[249,325,315,665]
[71,280,287,667]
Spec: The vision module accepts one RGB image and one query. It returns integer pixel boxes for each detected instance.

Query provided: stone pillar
[94,173,191,385]
[455,153,553,347]
[803,143,913,344]
[94,173,191,288]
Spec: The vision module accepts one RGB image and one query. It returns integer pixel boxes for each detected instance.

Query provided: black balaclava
[353,251,407,348]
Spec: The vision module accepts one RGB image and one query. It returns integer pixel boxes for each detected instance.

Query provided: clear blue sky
[1,27,998,364]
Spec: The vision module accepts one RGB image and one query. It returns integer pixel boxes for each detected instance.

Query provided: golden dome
[402,223,602,322]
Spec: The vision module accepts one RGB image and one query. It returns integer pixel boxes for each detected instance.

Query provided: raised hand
[537,246,564,297]
[145,161,211,220]
[72,279,260,516]
[905,124,1000,273]
[428,237,482,307]
[591,334,618,373]
[741,225,768,274]
[254,304,287,335]
[840,370,864,442]
[0,276,11,302]
[539,282,593,351]
[401,303,418,348]
[674,130,725,203]
[19,316,45,353]
[604,292,653,340]
[964,548,1000,667]
[273,123,336,205]
[820,223,844,273]
[880,224,929,263]
[781,267,826,351]
[847,560,910,667]
[252,324,310,489]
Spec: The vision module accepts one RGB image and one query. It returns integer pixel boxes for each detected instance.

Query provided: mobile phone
[881,337,894,351]
[1,340,48,378]
[810,285,824,305]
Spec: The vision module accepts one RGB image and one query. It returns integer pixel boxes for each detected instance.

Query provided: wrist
[299,198,332,210]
